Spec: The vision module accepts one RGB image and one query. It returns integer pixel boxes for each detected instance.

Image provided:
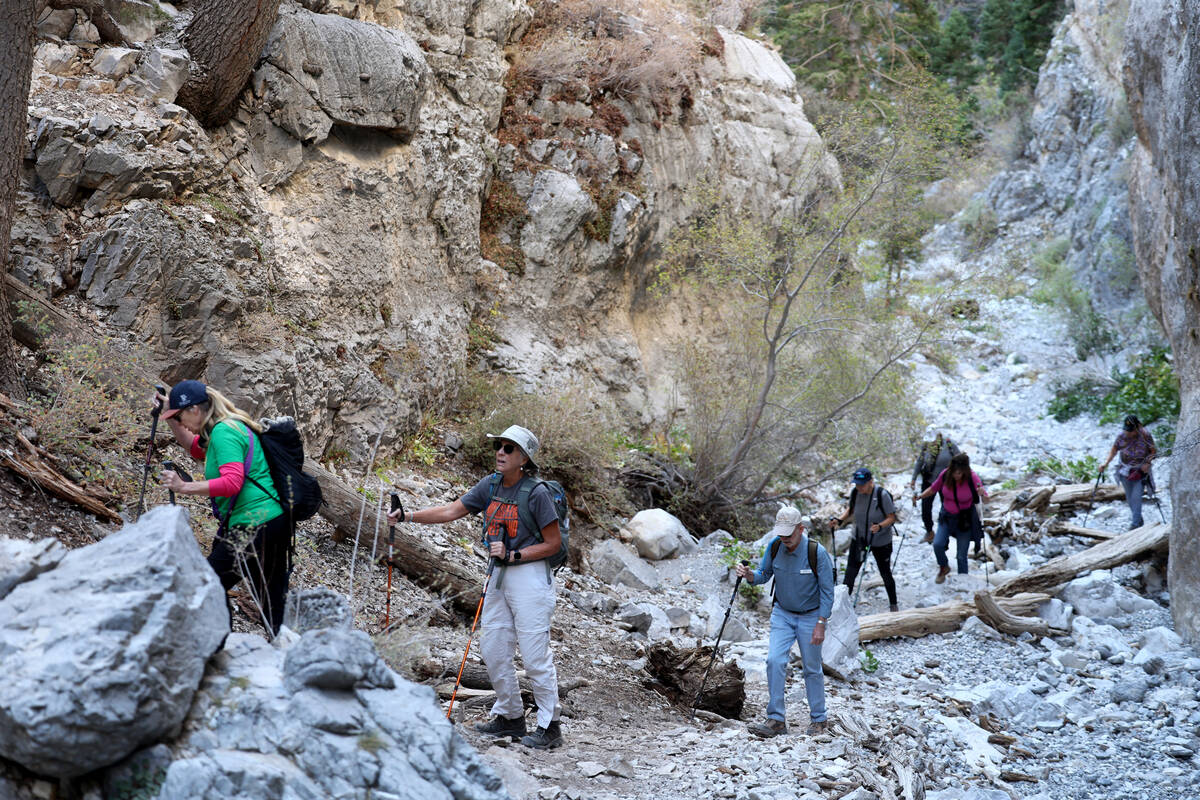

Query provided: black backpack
[246,417,323,522]
[486,474,570,571]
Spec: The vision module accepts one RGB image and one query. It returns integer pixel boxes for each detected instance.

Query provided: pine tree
[976,0,1013,61]
[929,10,978,86]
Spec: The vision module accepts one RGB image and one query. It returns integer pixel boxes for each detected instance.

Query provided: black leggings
[843,542,898,606]
[208,514,292,634]
[919,478,935,533]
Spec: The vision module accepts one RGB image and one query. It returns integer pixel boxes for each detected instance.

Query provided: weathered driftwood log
[645,642,745,719]
[858,592,1050,642]
[436,663,589,699]
[974,590,1051,636]
[1046,520,1119,540]
[986,482,1125,514]
[306,459,485,618]
[993,523,1169,597]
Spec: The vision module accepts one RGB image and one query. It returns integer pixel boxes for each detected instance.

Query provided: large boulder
[589,539,662,591]
[0,506,227,778]
[258,5,432,145]
[623,508,698,561]
[1059,570,1158,620]
[154,624,508,799]
[822,585,860,680]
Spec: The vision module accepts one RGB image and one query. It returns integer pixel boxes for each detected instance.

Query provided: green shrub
[960,197,999,250]
[859,647,880,673]
[1047,377,1108,422]
[1098,347,1179,427]
[718,538,761,570]
[1030,237,1118,359]
[1024,454,1099,483]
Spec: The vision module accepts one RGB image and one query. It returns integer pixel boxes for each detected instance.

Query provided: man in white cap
[387,424,564,748]
[735,507,834,737]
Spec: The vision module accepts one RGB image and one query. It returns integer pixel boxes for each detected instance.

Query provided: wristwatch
[817,617,827,625]
[512,549,522,562]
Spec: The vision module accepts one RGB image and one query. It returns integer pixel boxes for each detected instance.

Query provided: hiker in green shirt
[157,380,290,634]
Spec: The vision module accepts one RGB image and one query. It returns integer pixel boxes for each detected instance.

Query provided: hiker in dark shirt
[736,507,834,738]
[909,431,960,543]
[832,468,899,611]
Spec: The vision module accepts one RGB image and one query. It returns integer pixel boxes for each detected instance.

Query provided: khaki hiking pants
[480,560,561,729]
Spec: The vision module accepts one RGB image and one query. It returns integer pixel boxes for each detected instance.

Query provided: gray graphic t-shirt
[460,474,558,555]
[851,486,896,547]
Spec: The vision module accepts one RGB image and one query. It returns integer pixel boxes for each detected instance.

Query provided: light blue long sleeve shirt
[747,536,834,618]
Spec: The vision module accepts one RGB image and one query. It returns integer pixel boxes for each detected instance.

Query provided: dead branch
[993,523,1169,598]
[858,592,1050,642]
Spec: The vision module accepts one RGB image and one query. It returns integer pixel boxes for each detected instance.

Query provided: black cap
[162,380,209,419]
[853,467,873,485]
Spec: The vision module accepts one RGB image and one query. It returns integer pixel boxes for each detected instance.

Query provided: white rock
[935,714,1002,778]
[35,42,79,75]
[1035,598,1073,630]
[588,539,662,591]
[1060,570,1158,619]
[1071,616,1131,659]
[1132,625,1186,666]
[623,508,697,560]
[0,507,227,779]
[0,537,66,600]
[91,47,139,79]
[521,170,595,265]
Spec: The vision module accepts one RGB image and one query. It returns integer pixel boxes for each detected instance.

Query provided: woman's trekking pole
[892,527,907,571]
[691,559,748,719]
[385,494,400,631]
[161,461,192,505]
[853,542,872,608]
[1146,480,1168,524]
[1080,470,1103,528]
[447,542,498,721]
[135,385,167,520]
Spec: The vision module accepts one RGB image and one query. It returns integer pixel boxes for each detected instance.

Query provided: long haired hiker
[909,430,960,544]
[1100,414,1157,529]
[387,424,564,749]
[831,468,899,611]
[918,452,988,582]
[156,381,292,634]
[735,508,833,737]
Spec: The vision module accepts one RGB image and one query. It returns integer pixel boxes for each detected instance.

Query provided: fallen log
[974,590,1050,637]
[993,523,1169,598]
[858,593,1050,642]
[1046,521,1118,540]
[435,664,589,699]
[987,483,1124,514]
[644,641,745,719]
[305,459,485,618]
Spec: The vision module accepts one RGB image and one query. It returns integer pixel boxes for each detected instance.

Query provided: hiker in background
[831,468,899,612]
[909,430,960,543]
[735,508,833,738]
[156,381,291,634]
[1100,414,1157,530]
[386,425,564,750]
[917,452,988,583]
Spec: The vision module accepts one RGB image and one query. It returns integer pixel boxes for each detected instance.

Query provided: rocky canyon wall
[1123,0,1200,643]
[11,0,833,461]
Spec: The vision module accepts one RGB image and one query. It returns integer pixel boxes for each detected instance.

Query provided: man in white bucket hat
[388,423,564,748]
[735,506,834,738]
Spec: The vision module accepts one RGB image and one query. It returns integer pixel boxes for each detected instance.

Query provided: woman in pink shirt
[917,453,989,583]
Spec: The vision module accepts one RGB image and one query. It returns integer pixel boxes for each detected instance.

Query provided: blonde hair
[197,387,261,446]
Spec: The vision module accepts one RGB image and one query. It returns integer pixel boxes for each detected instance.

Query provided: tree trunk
[974,590,1052,637]
[1045,520,1119,541]
[177,0,282,126]
[858,592,1050,642]
[0,0,37,396]
[993,522,1169,597]
[644,641,745,719]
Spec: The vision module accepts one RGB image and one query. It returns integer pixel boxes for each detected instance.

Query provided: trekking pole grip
[152,384,166,418]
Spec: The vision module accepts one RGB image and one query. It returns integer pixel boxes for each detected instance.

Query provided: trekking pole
[384,493,400,631]
[892,527,907,572]
[135,385,167,520]
[853,541,872,608]
[1080,470,1103,528]
[447,539,498,721]
[691,559,749,719]
[161,461,192,505]
[1146,479,1167,524]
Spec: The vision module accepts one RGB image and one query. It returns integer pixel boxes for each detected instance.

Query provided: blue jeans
[1118,473,1144,528]
[933,511,971,574]
[765,606,826,723]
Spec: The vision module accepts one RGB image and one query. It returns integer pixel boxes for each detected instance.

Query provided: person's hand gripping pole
[135,385,168,520]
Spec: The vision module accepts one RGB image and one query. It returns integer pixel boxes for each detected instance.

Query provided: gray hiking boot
[805,720,830,736]
[474,714,526,739]
[520,720,563,749]
[748,718,787,738]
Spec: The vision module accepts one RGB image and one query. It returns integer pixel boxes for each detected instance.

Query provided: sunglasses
[492,440,518,454]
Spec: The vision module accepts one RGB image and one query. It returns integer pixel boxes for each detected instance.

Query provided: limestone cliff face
[12,1,831,460]
[1123,0,1200,643]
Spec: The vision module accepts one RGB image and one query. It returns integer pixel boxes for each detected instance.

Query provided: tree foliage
[643,84,965,533]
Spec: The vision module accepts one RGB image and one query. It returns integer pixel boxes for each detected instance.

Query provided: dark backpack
[245,417,323,523]
[767,536,821,609]
[486,474,570,571]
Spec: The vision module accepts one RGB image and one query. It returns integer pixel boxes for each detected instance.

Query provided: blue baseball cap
[852,467,873,485]
[162,380,209,419]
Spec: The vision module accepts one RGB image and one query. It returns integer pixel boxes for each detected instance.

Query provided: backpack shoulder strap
[807,538,818,575]
[848,488,858,513]
[769,536,782,561]
[515,477,547,542]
